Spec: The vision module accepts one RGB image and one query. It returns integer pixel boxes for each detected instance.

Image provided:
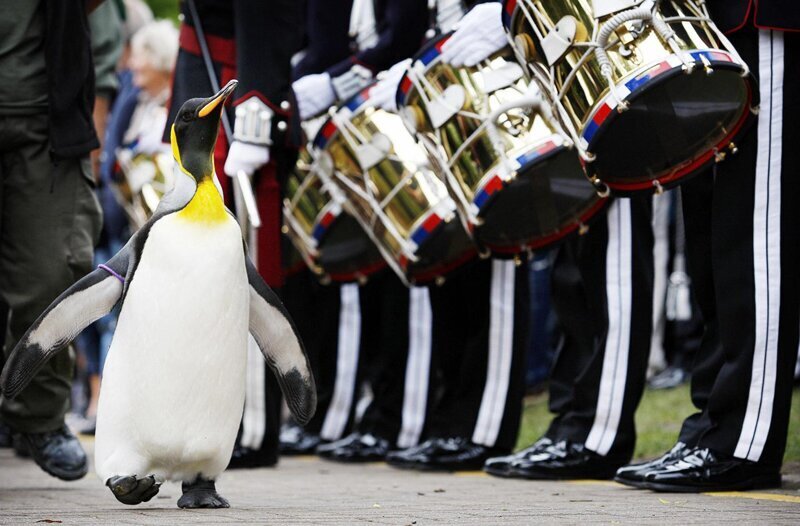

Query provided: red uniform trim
[179,24,236,67]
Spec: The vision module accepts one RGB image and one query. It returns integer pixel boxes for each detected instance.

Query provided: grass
[517,384,800,464]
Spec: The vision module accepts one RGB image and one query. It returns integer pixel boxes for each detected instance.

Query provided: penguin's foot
[106,474,161,505]
[177,478,229,509]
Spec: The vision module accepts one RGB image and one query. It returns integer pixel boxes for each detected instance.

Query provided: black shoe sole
[511,467,620,481]
[484,465,516,478]
[613,474,650,489]
[645,474,782,493]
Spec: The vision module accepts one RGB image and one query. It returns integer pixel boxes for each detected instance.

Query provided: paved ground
[2,439,800,525]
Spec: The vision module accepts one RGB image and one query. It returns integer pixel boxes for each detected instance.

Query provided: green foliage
[517,384,800,465]
[143,0,179,23]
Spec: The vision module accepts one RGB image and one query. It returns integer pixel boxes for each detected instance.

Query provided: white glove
[223,140,270,177]
[370,59,412,112]
[440,3,507,67]
[292,73,337,120]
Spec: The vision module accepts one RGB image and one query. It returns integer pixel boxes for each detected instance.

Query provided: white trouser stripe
[397,286,433,448]
[735,30,784,462]
[320,284,362,441]
[241,334,266,449]
[472,259,516,447]
[585,199,633,456]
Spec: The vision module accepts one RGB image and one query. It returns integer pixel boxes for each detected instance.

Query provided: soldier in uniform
[432,2,656,477]
[287,0,433,461]
[616,0,800,492]
[165,0,304,468]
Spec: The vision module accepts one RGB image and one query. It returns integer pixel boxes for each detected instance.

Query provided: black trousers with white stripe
[355,273,433,447]
[679,28,799,468]
[545,198,654,461]
[426,257,530,452]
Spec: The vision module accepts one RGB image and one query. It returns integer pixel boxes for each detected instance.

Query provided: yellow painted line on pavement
[703,491,800,504]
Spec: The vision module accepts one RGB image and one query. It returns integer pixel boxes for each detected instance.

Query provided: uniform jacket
[180,0,304,116]
[327,0,429,77]
[706,0,800,33]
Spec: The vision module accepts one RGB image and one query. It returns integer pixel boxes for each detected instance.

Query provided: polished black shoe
[614,442,689,488]
[316,432,389,463]
[643,447,782,493]
[387,437,506,472]
[279,424,322,456]
[227,444,278,469]
[484,437,553,478]
[18,426,88,481]
[422,438,508,472]
[509,440,627,480]
[386,438,445,469]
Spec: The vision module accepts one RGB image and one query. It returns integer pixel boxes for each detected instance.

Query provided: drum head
[405,219,476,283]
[318,214,386,281]
[476,148,603,253]
[590,66,751,189]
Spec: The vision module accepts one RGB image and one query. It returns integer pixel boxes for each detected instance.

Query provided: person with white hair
[125,20,179,155]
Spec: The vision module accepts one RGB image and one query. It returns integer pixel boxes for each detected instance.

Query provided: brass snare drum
[283,142,386,284]
[314,84,476,285]
[397,35,606,255]
[502,0,757,194]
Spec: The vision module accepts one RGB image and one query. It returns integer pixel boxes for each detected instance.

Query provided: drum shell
[282,147,386,283]
[318,101,476,284]
[504,0,756,192]
[399,41,606,254]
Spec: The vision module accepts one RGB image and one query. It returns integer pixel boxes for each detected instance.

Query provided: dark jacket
[43,0,99,159]
[706,0,800,33]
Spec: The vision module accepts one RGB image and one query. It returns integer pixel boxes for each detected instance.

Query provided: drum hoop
[581,49,742,147]
[471,137,565,212]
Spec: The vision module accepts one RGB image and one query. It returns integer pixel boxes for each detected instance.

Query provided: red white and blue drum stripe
[313,85,376,150]
[312,209,338,243]
[397,36,451,108]
[472,139,560,211]
[582,50,735,145]
[410,212,444,247]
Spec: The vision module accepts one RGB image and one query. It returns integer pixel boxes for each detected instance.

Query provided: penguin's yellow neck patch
[178,179,227,223]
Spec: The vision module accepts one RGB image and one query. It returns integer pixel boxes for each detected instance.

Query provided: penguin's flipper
[245,256,316,426]
[1,264,125,399]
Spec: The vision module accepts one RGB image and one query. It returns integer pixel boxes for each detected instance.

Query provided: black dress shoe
[386,438,445,469]
[279,424,322,455]
[421,438,508,472]
[614,442,689,488]
[484,437,553,478]
[509,440,627,480]
[316,432,389,462]
[648,367,689,390]
[643,447,781,493]
[227,444,278,469]
[18,426,88,481]
[387,437,506,472]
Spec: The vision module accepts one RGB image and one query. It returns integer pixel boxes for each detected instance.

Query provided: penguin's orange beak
[198,79,238,118]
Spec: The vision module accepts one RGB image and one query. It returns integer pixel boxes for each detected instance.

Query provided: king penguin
[0,79,316,509]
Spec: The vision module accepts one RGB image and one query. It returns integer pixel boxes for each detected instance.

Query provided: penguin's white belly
[95,214,249,482]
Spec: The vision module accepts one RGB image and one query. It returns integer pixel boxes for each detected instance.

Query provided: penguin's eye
[181,112,193,122]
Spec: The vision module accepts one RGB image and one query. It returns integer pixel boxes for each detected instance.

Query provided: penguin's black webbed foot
[106,474,161,505]
[177,477,229,509]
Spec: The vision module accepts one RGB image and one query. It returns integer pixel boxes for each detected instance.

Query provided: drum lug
[652,179,664,195]
[713,147,727,163]
[727,142,738,155]
[435,275,447,287]
[357,274,368,286]
[591,177,610,198]
[578,223,590,236]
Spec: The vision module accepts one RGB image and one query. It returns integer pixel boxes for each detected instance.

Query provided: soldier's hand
[441,3,507,67]
[224,141,270,177]
[292,73,337,121]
